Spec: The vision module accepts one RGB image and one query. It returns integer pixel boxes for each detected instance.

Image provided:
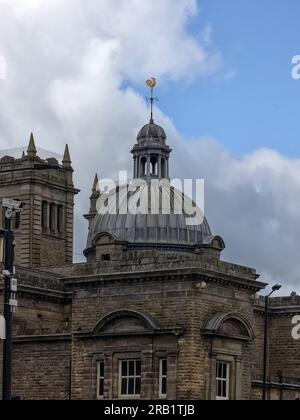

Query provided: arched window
[150,156,158,175]
[41,201,48,230]
[136,158,140,178]
[161,158,166,179]
[57,205,64,233]
[49,203,56,232]
[141,157,147,176]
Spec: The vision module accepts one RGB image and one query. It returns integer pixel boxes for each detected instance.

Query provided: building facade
[0,121,300,400]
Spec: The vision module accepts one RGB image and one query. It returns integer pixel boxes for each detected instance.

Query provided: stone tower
[0,134,79,268]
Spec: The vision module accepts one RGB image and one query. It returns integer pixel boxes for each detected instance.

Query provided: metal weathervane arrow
[146,78,159,123]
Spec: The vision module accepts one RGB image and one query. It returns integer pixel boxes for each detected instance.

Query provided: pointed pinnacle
[27,133,37,157]
[92,173,101,195]
[62,144,72,167]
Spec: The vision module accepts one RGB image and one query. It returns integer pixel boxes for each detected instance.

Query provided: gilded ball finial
[146,78,157,89]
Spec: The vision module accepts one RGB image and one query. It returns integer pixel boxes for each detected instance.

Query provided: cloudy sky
[0,0,300,294]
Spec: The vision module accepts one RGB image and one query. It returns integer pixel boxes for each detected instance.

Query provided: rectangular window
[97,361,105,399]
[159,359,167,398]
[57,205,63,233]
[15,212,21,230]
[216,362,230,400]
[119,360,141,398]
[49,203,56,232]
[42,201,48,230]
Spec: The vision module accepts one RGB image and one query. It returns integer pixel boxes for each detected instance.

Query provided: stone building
[0,119,300,400]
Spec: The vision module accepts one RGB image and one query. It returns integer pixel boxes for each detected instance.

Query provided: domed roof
[85,180,213,252]
[137,122,167,142]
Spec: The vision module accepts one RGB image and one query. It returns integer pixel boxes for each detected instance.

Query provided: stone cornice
[254,305,300,317]
[16,266,64,279]
[74,327,184,340]
[252,380,300,391]
[0,175,79,194]
[63,266,267,292]
[0,283,72,304]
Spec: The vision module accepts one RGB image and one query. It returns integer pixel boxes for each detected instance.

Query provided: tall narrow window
[216,362,230,400]
[159,359,167,398]
[49,203,56,232]
[150,156,158,175]
[57,205,64,233]
[97,361,105,399]
[14,212,21,230]
[141,157,147,177]
[42,201,48,230]
[119,360,141,398]
[161,158,166,179]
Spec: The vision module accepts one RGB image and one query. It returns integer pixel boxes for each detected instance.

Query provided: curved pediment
[93,232,117,246]
[93,310,160,335]
[203,312,255,340]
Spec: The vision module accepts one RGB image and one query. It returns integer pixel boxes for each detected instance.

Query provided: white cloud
[0,0,298,293]
[171,138,300,294]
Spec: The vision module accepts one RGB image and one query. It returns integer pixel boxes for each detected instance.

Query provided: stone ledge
[13,334,71,343]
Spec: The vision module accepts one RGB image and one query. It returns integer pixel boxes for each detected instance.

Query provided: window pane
[99,379,104,397]
[121,378,127,395]
[217,380,222,397]
[136,361,141,376]
[128,378,135,395]
[217,363,222,379]
[100,362,104,378]
[161,378,167,395]
[129,361,135,376]
[135,378,141,395]
[122,361,127,377]
[222,381,225,397]
[162,360,167,376]
[222,364,227,379]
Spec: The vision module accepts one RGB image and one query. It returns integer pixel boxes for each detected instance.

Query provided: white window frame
[216,361,230,401]
[159,359,168,398]
[119,360,142,399]
[97,361,105,400]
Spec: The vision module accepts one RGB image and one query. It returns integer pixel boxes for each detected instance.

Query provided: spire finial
[146,78,158,124]
[27,132,37,158]
[92,173,99,194]
[62,144,72,167]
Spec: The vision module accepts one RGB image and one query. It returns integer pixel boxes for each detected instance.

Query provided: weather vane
[146,77,159,123]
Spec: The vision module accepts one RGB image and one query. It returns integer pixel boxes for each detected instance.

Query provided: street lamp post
[2,219,14,401]
[0,198,22,401]
[262,284,282,401]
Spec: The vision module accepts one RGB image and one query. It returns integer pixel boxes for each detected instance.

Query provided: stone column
[167,352,178,400]
[147,155,151,178]
[209,354,217,400]
[234,357,242,400]
[167,159,170,180]
[141,350,153,399]
[135,157,138,179]
[158,154,162,179]
[140,156,143,177]
[104,352,113,400]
